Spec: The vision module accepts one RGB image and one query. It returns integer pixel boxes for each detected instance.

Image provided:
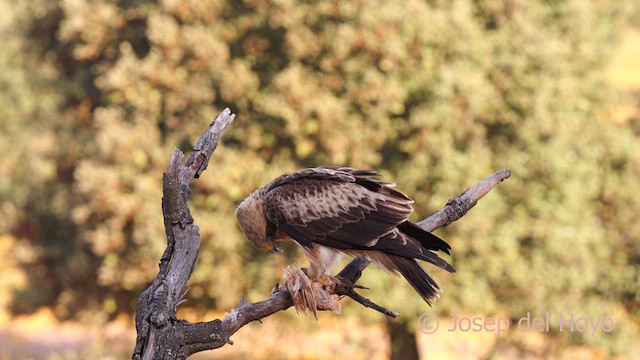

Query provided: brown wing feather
[264,168,410,247]
[264,167,451,258]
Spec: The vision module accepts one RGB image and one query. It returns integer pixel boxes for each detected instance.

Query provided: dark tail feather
[398,221,451,254]
[411,248,456,273]
[375,223,456,272]
[390,256,443,305]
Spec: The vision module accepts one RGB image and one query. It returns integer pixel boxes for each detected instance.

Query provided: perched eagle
[235,166,455,305]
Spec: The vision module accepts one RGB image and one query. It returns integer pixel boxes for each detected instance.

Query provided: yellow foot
[316,274,335,287]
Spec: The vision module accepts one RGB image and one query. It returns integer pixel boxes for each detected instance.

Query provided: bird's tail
[397,221,451,254]
[388,255,444,305]
[371,222,455,304]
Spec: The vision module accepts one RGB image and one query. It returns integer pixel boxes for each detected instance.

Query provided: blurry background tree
[1,0,639,358]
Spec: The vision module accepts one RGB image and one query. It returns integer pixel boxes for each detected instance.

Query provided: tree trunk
[387,318,420,360]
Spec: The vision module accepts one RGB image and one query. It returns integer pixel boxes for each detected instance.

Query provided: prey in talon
[235,166,455,316]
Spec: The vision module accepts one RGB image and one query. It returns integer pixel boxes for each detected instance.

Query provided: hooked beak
[270,244,281,253]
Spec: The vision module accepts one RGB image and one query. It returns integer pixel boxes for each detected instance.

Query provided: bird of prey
[235,166,455,309]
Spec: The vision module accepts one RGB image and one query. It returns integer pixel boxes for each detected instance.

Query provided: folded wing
[264,167,455,304]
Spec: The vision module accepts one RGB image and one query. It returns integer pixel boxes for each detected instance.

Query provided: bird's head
[235,190,279,253]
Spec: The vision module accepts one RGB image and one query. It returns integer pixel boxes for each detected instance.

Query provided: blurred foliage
[1,0,639,357]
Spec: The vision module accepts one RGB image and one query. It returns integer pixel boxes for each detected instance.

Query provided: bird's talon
[317,274,335,287]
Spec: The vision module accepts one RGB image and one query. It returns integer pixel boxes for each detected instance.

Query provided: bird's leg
[316,274,338,287]
[316,273,368,294]
[300,266,335,286]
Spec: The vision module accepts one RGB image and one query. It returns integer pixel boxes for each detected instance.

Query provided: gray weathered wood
[133,108,236,360]
[132,108,511,359]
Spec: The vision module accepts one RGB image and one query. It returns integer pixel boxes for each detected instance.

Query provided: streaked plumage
[236,166,455,305]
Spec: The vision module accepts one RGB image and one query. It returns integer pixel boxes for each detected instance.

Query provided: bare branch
[133,109,236,360]
[220,292,293,336]
[132,108,510,359]
[417,168,512,232]
[198,167,511,348]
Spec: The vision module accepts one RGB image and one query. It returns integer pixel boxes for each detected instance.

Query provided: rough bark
[132,108,511,359]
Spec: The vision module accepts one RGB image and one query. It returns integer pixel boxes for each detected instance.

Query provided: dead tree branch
[132,108,511,359]
[133,108,235,360]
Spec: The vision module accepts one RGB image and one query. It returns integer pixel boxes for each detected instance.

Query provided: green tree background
[1,0,639,358]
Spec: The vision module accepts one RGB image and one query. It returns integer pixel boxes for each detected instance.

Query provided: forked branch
[132,108,511,359]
